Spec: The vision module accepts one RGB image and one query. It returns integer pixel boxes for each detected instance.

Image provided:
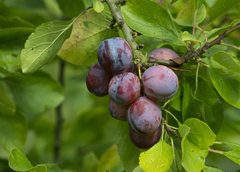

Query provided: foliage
[0,0,240,172]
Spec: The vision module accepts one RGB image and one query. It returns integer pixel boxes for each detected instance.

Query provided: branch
[197,23,240,55]
[54,59,65,164]
[105,1,240,69]
[105,0,147,64]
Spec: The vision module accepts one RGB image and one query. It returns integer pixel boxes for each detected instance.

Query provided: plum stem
[208,147,224,154]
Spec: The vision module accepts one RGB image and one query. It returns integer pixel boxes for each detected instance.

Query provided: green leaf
[82,152,100,172]
[9,148,73,172]
[139,140,174,172]
[0,111,27,153]
[203,166,225,172]
[0,81,15,115]
[208,52,240,108]
[0,66,18,77]
[175,1,206,26]
[117,122,143,172]
[179,125,206,172]
[6,71,64,121]
[9,148,33,171]
[196,0,204,9]
[0,16,35,29]
[132,166,144,172]
[182,31,201,43]
[57,0,85,18]
[223,149,240,165]
[184,118,216,149]
[97,145,121,172]
[209,0,240,23]
[58,9,119,66]
[9,148,47,172]
[0,17,34,73]
[182,78,201,121]
[93,0,104,13]
[121,0,185,46]
[21,20,74,73]
[193,78,224,133]
[222,142,240,149]
[46,164,76,172]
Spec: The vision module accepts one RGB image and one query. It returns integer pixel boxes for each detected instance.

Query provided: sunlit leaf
[208,52,240,108]
[93,0,104,13]
[139,140,174,172]
[58,9,118,66]
[175,1,206,26]
[121,0,185,46]
[209,0,240,23]
[223,149,240,165]
[21,20,74,73]
[184,118,216,149]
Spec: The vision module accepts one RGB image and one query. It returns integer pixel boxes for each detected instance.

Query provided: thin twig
[197,23,240,55]
[208,147,224,154]
[190,11,197,50]
[54,59,65,164]
[221,42,240,50]
[196,26,208,43]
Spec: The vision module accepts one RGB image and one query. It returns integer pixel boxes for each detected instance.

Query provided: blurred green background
[0,0,240,171]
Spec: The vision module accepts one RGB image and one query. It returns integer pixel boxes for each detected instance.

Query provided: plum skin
[109,98,130,121]
[127,96,162,135]
[97,37,132,74]
[86,62,112,97]
[148,48,179,60]
[129,125,162,149]
[142,65,178,102]
[148,48,180,75]
[108,72,141,105]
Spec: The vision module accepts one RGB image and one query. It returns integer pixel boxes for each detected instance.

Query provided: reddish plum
[148,48,180,75]
[127,96,162,135]
[86,62,112,97]
[142,65,178,102]
[109,98,130,121]
[148,48,179,60]
[108,72,140,105]
[129,125,162,149]
[97,37,132,74]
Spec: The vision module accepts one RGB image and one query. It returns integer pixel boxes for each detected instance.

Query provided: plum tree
[109,98,130,121]
[86,62,112,97]
[129,125,162,149]
[142,65,178,102]
[97,37,132,74]
[108,72,141,105]
[127,96,162,135]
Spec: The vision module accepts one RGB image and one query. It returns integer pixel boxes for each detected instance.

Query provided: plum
[129,125,162,149]
[109,98,130,121]
[127,96,162,135]
[148,48,179,60]
[148,48,180,75]
[97,37,132,74]
[142,65,178,102]
[86,62,112,97]
[108,72,140,105]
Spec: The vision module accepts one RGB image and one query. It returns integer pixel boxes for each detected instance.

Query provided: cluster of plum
[86,37,179,149]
